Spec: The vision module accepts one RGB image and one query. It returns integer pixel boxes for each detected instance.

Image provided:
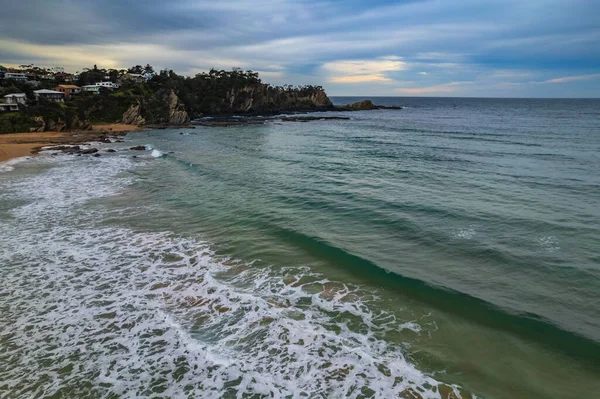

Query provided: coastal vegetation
[0,64,334,133]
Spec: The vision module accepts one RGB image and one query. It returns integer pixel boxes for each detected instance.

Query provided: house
[55,84,81,99]
[0,103,19,112]
[95,81,119,89]
[125,73,146,83]
[34,89,64,102]
[81,85,101,94]
[0,65,6,79]
[4,93,27,105]
[54,73,74,83]
[4,72,28,81]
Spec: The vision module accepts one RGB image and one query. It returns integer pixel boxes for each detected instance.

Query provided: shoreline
[0,124,142,163]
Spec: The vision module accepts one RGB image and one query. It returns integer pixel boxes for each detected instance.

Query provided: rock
[122,102,146,125]
[47,118,67,132]
[30,116,45,132]
[132,155,137,158]
[70,114,93,131]
[130,145,146,151]
[93,153,101,157]
[80,148,98,154]
[347,100,376,110]
[98,137,112,143]
[166,89,190,124]
[106,149,116,153]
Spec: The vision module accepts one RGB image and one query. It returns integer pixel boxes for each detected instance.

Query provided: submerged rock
[129,146,146,151]
[80,148,98,154]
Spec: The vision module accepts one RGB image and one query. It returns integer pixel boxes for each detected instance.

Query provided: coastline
[0,123,142,163]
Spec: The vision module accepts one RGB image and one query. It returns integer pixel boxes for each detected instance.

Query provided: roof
[56,85,80,89]
[4,93,26,98]
[82,85,100,88]
[34,89,64,94]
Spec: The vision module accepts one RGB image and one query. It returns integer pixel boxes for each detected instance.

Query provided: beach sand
[0,124,142,163]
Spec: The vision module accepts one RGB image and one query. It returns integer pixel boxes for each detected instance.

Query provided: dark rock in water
[279,116,351,122]
[98,137,112,143]
[348,100,377,110]
[106,149,116,153]
[93,153,101,157]
[130,146,146,151]
[116,140,125,143]
[80,148,98,154]
[334,100,403,111]
[132,155,138,158]
[179,132,184,135]
[77,154,81,156]
[47,145,81,152]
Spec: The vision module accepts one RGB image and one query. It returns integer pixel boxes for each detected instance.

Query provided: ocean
[1,97,599,398]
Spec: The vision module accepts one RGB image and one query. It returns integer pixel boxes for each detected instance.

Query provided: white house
[34,89,64,102]
[5,72,28,81]
[0,103,19,112]
[82,85,101,94]
[95,81,119,89]
[4,93,27,105]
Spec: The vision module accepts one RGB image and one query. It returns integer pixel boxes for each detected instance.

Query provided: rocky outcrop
[122,102,146,125]
[120,90,189,125]
[165,90,190,124]
[346,100,377,110]
[70,114,93,131]
[216,84,334,115]
[30,116,45,132]
[47,118,66,132]
[335,100,403,111]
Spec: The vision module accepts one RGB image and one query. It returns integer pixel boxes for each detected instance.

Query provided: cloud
[543,73,600,84]
[0,0,599,96]
[395,81,471,95]
[323,57,406,84]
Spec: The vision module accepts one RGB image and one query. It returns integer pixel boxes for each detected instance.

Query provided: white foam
[0,156,32,173]
[0,152,468,398]
[151,149,164,158]
[452,225,477,240]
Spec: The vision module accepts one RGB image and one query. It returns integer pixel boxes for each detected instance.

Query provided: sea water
[1,97,599,398]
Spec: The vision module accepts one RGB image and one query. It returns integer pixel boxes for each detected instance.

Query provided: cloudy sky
[1,0,599,97]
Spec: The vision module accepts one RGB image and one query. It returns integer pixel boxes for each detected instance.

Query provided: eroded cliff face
[218,84,333,115]
[121,89,189,125]
[166,90,190,124]
[121,102,146,125]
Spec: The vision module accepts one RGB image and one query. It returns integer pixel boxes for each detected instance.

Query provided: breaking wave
[0,151,465,398]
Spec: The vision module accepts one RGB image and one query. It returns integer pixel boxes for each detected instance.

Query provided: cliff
[0,68,337,133]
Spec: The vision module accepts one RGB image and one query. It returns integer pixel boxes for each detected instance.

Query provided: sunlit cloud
[543,74,600,84]
[395,81,471,95]
[323,56,406,84]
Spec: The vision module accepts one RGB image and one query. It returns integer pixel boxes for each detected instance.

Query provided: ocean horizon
[1,97,599,398]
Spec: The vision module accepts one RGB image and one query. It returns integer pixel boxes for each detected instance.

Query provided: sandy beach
[0,124,142,163]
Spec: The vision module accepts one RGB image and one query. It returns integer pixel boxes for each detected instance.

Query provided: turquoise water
[1,97,599,398]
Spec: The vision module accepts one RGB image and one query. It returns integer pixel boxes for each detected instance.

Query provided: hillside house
[34,89,64,102]
[0,103,19,112]
[125,73,146,83]
[55,85,81,99]
[4,93,27,105]
[4,72,28,82]
[95,81,119,89]
[82,85,101,94]
[54,73,74,83]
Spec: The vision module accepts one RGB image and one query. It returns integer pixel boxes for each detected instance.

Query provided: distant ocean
[1,97,599,398]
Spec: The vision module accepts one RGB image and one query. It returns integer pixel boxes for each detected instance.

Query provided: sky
[1,0,599,97]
